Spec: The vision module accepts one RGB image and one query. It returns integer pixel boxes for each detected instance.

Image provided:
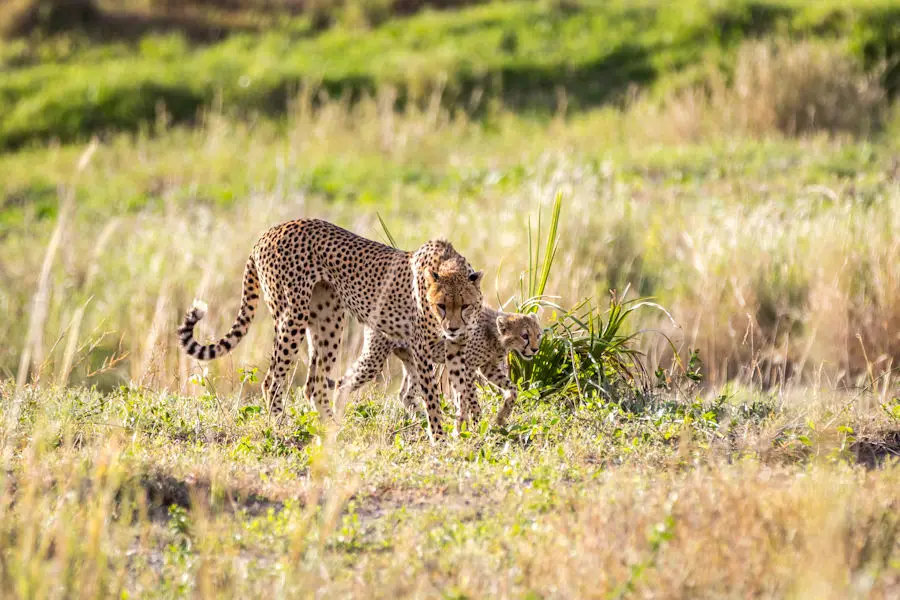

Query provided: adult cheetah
[177,218,483,439]
[341,306,541,426]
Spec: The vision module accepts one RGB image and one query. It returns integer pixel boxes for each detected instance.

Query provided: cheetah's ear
[496,314,510,334]
[428,270,440,283]
[469,270,484,285]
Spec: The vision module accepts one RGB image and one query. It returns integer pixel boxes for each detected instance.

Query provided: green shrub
[511,295,649,406]
[510,192,671,409]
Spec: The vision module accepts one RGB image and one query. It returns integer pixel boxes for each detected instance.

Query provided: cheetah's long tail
[178,256,261,361]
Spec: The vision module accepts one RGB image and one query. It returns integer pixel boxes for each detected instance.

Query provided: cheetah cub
[340,306,541,426]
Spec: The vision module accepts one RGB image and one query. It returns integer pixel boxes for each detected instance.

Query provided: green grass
[2,380,899,596]
[1,0,899,148]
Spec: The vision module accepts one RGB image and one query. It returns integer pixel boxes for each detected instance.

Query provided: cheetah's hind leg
[305,282,345,421]
[262,296,311,418]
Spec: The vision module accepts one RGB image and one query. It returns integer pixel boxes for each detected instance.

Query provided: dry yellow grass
[2,90,899,393]
[641,40,886,142]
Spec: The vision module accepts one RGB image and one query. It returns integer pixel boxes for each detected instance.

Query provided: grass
[646,39,888,139]
[0,0,486,39]
[1,0,900,148]
[2,380,899,596]
[4,94,899,390]
[3,94,899,595]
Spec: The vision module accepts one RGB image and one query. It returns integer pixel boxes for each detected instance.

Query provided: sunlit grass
[2,21,900,595]
[4,95,899,392]
[1,380,899,596]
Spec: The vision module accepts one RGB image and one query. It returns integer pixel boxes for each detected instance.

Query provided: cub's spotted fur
[177,218,482,439]
[340,306,541,426]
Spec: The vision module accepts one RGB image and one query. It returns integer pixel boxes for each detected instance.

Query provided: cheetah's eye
[522,332,529,341]
[437,304,446,311]
[462,304,471,311]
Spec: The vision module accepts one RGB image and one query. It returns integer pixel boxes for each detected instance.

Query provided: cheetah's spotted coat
[177,218,482,439]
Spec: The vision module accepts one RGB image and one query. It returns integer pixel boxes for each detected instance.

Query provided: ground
[3,381,900,597]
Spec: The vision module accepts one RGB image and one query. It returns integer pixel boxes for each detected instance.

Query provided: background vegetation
[1,0,899,148]
[2,0,900,597]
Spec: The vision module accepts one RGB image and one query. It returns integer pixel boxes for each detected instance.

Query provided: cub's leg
[482,361,517,425]
[396,338,448,413]
[338,329,395,394]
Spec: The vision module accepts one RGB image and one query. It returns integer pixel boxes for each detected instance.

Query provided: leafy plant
[685,349,703,383]
[167,504,193,551]
[510,292,654,406]
[884,397,900,422]
[238,367,259,384]
[237,404,263,424]
[509,192,668,410]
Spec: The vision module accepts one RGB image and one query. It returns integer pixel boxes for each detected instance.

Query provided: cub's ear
[428,270,440,283]
[469,270,484,285]
[496,314,510,334]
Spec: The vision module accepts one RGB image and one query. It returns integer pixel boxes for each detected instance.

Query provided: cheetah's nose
[447,326,460,333]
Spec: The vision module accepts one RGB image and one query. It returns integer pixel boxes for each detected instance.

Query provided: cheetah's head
[497,312,542,360]
[425,260,483,343]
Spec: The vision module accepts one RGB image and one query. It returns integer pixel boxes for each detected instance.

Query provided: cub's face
[426,268,484,343]
[497,313,542,360]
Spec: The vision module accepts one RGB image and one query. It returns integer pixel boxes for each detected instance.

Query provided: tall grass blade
[16,140,98,392]
[520,190,563,312]
[377,213,399,249]
[534,191,563,301]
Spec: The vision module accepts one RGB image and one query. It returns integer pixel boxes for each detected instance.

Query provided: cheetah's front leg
[446,342,479,431]
[409,339,445,441]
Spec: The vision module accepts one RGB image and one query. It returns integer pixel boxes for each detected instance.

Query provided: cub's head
[497,313,542,360]
[425,259,483,343]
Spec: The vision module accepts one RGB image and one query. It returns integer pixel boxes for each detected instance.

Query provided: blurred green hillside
[1,0,899,149]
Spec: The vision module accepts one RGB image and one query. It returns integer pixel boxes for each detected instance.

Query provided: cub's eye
[521,332,529,340]
[462,304,471,311]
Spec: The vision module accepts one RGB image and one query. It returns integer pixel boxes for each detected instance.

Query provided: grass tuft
[510,194,660,409]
